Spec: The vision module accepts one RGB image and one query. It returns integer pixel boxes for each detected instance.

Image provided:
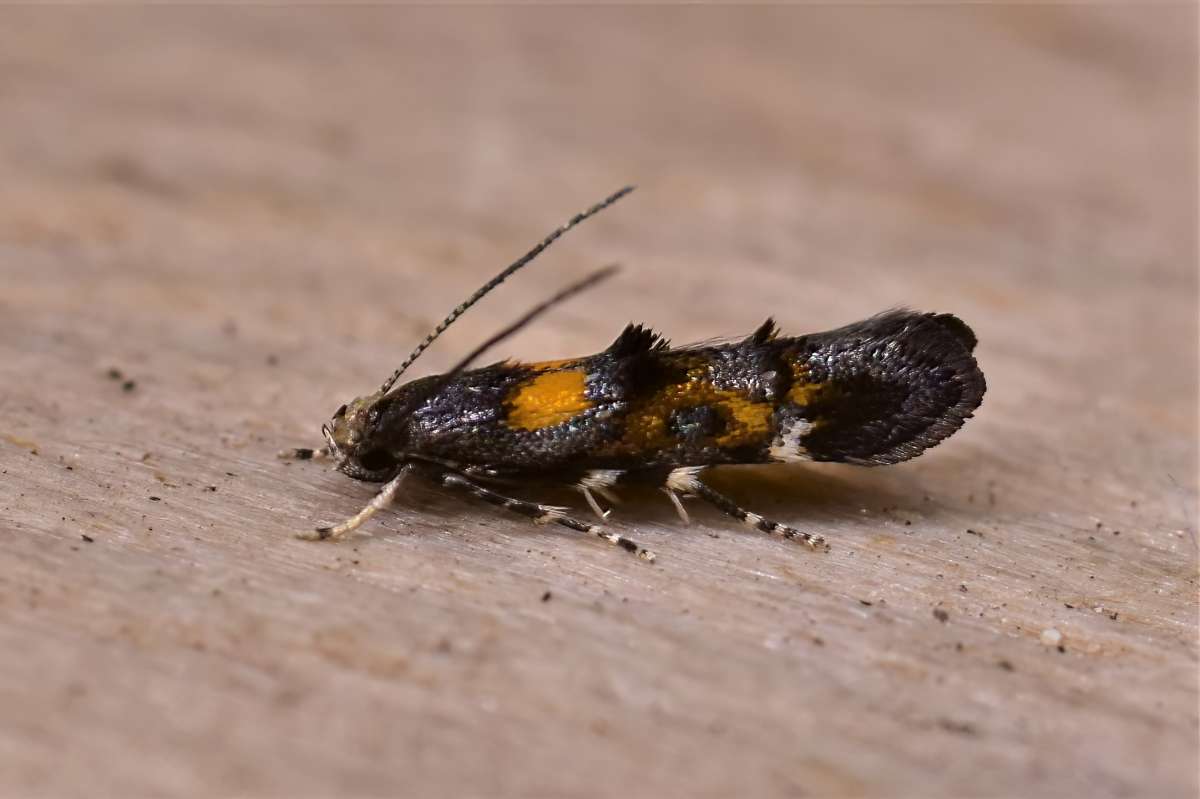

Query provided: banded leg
[441,473,655,562]
[278,446,331,461]
[666,467,826,549]
[297,464,414,541]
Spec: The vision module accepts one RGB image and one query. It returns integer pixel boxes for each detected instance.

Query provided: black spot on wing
[668,405,728,443]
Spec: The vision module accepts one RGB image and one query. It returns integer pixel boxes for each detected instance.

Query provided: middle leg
[439,472,655,561]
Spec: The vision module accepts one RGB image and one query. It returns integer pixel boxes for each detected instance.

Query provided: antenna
[388,264,619,422]
[379,185,635,395]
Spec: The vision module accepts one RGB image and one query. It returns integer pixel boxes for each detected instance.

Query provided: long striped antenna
[379,185,636,395]
[387,265,619,423]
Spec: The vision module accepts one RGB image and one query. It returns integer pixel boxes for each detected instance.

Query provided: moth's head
[323,390,404,481]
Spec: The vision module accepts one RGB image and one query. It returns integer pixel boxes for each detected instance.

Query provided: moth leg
[440,472,655,562]
[579,487,612,521]
[666,467,826,550]
[662,487,691,524]
[278,446,331,461]
[576,469,624,521]
[297,464,414,541]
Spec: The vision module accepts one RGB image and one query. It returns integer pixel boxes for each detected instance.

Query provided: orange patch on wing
[604,364,774,455]
[505,369,591,431]
[785,355,825,405]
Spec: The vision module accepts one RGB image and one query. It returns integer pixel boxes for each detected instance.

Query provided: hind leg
[666,467,827,550]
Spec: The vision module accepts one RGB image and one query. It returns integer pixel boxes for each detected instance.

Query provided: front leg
[278,446,331,461]
[296,463,415,541]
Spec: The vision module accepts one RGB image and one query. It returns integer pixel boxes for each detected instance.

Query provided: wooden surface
[2,7,1196,798]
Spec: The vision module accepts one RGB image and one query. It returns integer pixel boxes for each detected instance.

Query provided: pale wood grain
[1,7,1196,798]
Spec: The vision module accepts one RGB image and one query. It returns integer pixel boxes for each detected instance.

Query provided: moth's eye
[334,404,348,418]
[358,448,397,473]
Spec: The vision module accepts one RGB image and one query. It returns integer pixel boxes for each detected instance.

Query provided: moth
[282,187,985,561]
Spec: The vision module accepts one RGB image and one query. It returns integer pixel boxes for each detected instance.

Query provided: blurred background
[1,7,1195,797]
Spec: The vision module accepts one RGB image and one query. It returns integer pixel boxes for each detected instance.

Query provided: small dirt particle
[937,718,978,736]
[81,534,94,543]
[541,590,553,602]
[933,608,950,623]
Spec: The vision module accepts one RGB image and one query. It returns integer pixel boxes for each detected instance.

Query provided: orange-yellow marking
[505,369,592,431]
[597,352,833,456]
[785,356,824,405]
[599,356,776,455]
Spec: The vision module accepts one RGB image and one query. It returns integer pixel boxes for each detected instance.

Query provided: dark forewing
[395,311,984,473]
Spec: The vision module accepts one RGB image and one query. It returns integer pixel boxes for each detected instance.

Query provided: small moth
[282,187,985,561]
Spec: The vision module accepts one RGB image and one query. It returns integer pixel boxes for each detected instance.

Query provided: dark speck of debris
[81,534,94,543]
[1112,530,1121,536]
[859,599,874,607]
[933,608,950,623]
[997,659,1015,672]
[959,584,968,593]
[1108,611,1119,620]
[966,528,982,537]
[955,642,964,652]
[107,368,136,391]
[204,485,218,492]
[1064,602,1075,609]
[1057,645,1066,654]
[937,718,978,737]
[541,590,552,602]
[904,520,912,526]
[149,496,161,502]
[266,354,279,366]
[812,637,825,647]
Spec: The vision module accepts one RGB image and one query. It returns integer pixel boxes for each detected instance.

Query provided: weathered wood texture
[1,7,1196,798]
